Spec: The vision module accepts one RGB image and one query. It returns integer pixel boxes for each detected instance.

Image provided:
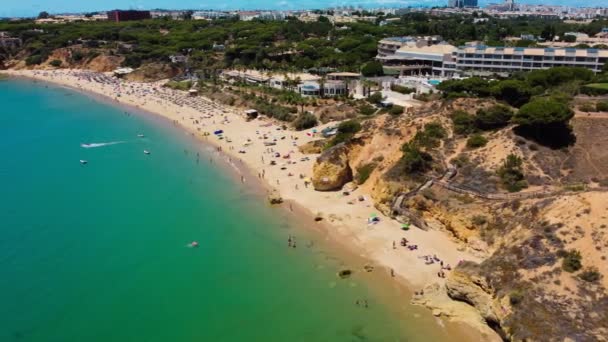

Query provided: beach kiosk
[244,109,258,121]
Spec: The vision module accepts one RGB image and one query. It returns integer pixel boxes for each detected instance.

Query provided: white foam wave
[80,141,125,148]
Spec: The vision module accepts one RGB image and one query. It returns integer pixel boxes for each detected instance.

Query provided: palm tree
[318,75,327,98]
[361,79,377,98]
[297,96,309,114]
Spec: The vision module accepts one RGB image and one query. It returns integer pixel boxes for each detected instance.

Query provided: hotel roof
[396,44,457,55]
[457,46,608,57]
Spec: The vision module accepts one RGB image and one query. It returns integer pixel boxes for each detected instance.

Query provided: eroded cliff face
[9,47,124,72]
[125,63,180,82]
[308,102,608,341]
[446,263,501,327]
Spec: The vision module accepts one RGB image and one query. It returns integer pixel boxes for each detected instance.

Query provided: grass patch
[356,163,377,184]
[466,134,488,148]
[586,83,608,90]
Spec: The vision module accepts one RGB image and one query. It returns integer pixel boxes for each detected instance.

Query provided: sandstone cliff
[312,143,353,191]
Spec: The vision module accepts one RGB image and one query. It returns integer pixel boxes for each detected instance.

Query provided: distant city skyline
[1,0,607,18]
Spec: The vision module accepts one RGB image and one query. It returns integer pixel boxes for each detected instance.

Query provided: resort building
[269,73,320,90]
[297,80,348,97]
[107,10,151,22]
[192,11,232,20]
[377,44,458,77]
[455,46,608,75]
[327,72,361,82]
[221,69,270,85]
[377,36,444,57]
[220,69,350,97]
[377,39,608,76]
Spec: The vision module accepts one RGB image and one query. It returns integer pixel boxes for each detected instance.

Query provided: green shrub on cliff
[400,143,433,173]
[292,112,318,130]
[497,154,527,192]
[560,249,582,273]
[356,163,377,184]
[413,122,446,149]
[579,267,602,283]
[466,134,488,149]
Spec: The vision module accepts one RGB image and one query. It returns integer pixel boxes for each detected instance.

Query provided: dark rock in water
[338,269,352,279]
[268,189,283,205]
[363,264,374,272]
[314,216,323,222]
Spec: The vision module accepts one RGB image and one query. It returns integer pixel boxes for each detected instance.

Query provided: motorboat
[190,241,199,248]
[80,160,88,165]
[137,134,145,138]
[144,150,151,155]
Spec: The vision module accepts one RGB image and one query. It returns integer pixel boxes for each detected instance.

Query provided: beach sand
[3,69,500,340]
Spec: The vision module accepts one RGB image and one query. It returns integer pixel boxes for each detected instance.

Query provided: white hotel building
[455,46,608,75]
[378,40,608,77]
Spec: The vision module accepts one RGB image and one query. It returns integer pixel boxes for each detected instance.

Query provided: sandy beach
[3,69,498,339]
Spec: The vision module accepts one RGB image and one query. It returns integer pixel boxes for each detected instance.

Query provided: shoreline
[3,69,499,340]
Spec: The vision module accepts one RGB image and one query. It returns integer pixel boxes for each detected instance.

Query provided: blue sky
[1,0,605,17]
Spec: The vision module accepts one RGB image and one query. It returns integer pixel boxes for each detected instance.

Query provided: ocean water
[0,79,459,342]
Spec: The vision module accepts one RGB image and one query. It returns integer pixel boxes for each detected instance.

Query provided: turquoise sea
[0,79,461,342]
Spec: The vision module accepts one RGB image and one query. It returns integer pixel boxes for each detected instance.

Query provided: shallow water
[0,79,461,341]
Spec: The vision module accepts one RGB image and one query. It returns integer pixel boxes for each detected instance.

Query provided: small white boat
[144,150,150,155]
[137,134,145,138]
[80,160,88,165]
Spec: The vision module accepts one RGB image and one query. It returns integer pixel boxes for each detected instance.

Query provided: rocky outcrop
[126,63,180,82]
[267,189,283,205]
[298,139,326,154]
[312,143,353,191]
[86,55,124,72]
[411,283,502,341]
[445,262,500,327]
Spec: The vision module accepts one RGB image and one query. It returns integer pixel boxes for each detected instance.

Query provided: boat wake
[80,141,125,149]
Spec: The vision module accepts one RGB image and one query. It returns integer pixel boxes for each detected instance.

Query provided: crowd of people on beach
[26,69,464,301]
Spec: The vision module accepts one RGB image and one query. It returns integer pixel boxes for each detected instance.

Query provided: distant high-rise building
[505,0,516,11]
[448,0,478,8]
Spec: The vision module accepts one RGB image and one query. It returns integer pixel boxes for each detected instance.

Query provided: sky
[1,0,606,18]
